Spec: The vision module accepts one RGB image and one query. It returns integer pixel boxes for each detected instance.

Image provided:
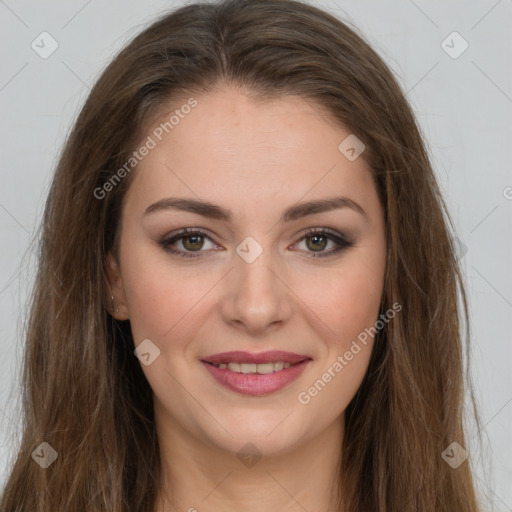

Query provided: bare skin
[107,84,386,512]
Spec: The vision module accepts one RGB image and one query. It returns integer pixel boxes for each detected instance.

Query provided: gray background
[1,0,511,509]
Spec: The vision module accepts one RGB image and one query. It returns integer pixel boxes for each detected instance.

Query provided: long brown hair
[1,0,483,510]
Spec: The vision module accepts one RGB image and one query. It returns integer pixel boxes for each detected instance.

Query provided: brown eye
[305,234,328,252]
[158,229,218,258]
[182,234,205,251]
[295,228,354,259]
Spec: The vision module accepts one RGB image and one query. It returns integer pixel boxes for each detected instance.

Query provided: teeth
[214,361,294,374]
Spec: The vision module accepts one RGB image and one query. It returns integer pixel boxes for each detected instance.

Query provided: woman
[0,0,482,510]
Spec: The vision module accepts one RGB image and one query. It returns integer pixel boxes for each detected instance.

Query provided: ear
[106,252,130,320]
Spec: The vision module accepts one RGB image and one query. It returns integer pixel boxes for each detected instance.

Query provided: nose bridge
[220,236,291,332]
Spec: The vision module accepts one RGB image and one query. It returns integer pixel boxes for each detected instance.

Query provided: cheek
[295,265,381,414]
[294,258,384,346]
[120,246,203,344]
[337,267,383,339]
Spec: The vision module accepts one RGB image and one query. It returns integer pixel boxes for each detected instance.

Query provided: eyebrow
[143,196,368,223]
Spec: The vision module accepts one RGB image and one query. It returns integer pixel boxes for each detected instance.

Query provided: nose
[219,248,293,336]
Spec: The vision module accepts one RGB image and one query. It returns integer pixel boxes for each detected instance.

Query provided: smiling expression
[107,84,387,456]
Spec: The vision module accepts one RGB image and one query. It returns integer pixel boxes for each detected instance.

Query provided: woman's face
[108,85,386,457]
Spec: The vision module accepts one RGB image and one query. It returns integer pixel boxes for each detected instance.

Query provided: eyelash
[158,227,354,259]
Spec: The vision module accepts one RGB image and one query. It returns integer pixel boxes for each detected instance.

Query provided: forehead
[123,85,378,219]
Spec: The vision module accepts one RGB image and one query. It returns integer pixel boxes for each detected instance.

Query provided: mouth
[201,350,311,372]
[200,350,312,396]
[203,360,302,373]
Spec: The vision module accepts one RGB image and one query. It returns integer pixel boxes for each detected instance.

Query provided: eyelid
[293,227,354,258]
[158,228,219,252]
[299,226,352,242]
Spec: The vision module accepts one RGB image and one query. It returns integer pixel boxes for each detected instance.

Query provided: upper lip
[202,350,311,365]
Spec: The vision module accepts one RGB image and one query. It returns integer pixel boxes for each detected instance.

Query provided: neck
[153,410,344,512]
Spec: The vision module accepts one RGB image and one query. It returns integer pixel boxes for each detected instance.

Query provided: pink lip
[201,351,312,396]
[202,350,310,365]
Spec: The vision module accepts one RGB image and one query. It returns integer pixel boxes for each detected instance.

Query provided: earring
[110,295,119,314]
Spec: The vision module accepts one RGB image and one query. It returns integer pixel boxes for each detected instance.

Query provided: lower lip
[201,360,311,396]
